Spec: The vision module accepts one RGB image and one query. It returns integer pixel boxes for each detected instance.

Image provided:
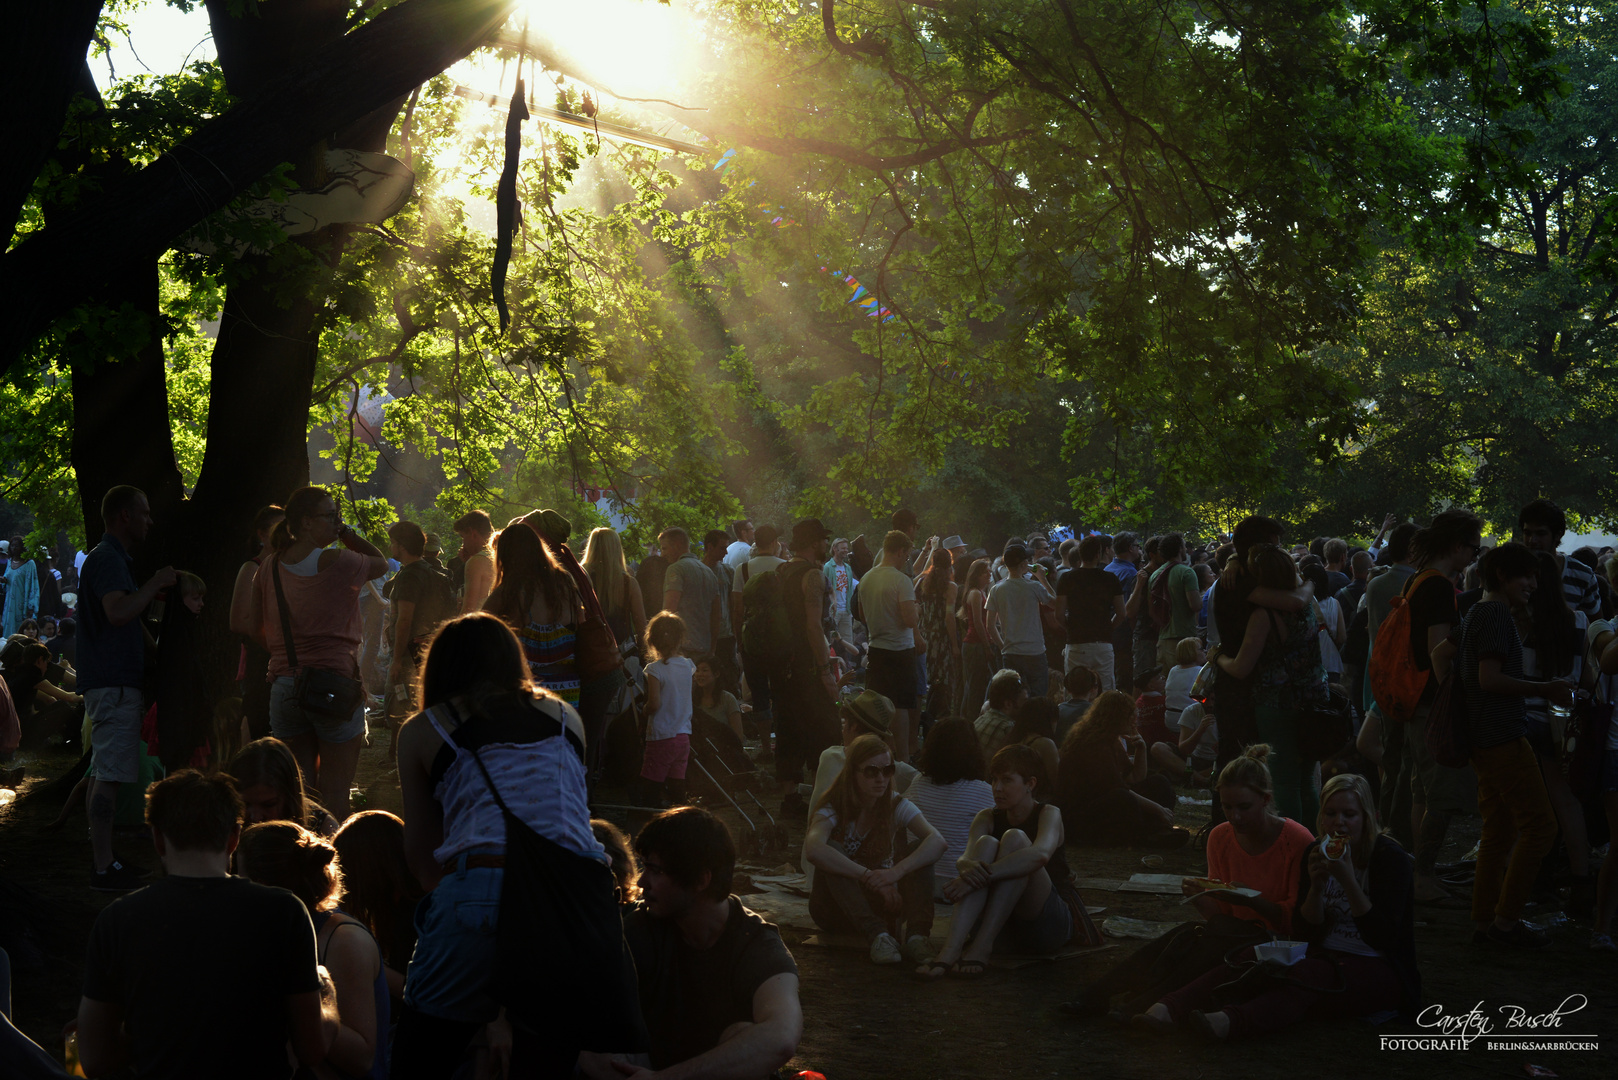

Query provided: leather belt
[442,854,506,872]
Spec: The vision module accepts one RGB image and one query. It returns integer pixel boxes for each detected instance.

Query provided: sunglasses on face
[859,763,897,779]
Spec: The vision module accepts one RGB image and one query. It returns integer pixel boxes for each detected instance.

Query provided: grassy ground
[1,736,1613,1078]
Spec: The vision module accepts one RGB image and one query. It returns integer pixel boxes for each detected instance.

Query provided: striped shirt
[1562,557,1601,619]
[517,620,580,705]
[426,695,605,865]
[905,776,996,884]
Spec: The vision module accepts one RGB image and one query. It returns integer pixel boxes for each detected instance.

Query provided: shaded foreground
[0,737,1611,1078]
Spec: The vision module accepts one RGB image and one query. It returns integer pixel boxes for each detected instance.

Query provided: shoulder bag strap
[463,734,515,818]
[271,560,300,672]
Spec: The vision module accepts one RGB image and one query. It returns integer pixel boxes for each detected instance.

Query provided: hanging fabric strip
[493,77,529,333]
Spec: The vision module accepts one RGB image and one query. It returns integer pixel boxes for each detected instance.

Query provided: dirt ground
[1,736,1613,1079]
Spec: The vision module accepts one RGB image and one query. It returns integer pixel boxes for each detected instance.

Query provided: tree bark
[0,0,516,368]
[3,1,104,244]
[69,266,188,567]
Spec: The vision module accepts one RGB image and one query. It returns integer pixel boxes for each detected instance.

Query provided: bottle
[64,1032,88,1077]
[350,787,369,811]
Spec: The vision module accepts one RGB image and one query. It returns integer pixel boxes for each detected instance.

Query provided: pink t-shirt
[255,549,372,680]
[1204,817,1315,935]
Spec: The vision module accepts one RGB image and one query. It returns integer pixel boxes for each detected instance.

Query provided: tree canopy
[0,0,1600,570]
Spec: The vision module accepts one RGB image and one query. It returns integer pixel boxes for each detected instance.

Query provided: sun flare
[513,0,693,101]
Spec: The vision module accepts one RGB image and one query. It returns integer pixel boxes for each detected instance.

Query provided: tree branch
[0,0,518,371]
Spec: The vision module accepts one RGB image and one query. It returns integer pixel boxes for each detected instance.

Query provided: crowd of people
[0,484,1612,1076]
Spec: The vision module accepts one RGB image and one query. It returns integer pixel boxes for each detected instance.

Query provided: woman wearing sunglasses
[805,733,947,965]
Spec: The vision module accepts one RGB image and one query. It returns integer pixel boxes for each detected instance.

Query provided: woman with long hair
[918,548,961,726]
[1055,690,1183,847]
[905,717,995,896]
[226,736,339,837]
[238,821,387,1079]
[581,526,647,648]
[393,612,625,1076]
[482,520,584,705]
[1215,543,1328,824]
[804,732,946,965]
[244,486,388,819]
[1145,773,1417,1040]
[332,810,424,1005]
[228,505,285,739]
[957,558,995,717]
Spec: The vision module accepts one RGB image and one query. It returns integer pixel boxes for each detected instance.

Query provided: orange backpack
[1368,568,1442,723]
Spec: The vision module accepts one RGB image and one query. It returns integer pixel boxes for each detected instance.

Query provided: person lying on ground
[919,744,1081,978]
[238,821,386,1080]
[579,807,802,1080]
[1139,773,1418,1041]
[801,690,918,887]
[1055,690,1188,848]
[804,734,946,965]
[76,770,337,1078]
[904,717,996,898]
[1061,743,1313,1019]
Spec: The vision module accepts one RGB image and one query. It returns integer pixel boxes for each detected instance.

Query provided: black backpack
[411,562,460,638]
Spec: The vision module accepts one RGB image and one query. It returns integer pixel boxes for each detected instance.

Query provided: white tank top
[426,693,606,866]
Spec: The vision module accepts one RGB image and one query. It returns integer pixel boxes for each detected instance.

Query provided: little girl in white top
[639,612,694,805]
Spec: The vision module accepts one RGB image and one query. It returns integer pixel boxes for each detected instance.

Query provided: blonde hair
[1317,772,1382,847]
[582,527,629,617]
[1174,637,1201,666]
[177,571,206,601]
[1216,743,1275,805]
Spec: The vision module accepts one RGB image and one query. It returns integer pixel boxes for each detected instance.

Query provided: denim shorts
[269,676,366,744]
[401,854,504,1023]
[992,885,1072,956]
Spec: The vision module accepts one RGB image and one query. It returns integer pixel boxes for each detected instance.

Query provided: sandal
[912,961,950,980]
[947,960,988,979]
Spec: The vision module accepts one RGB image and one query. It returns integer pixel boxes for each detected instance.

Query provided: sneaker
[90,861,147,893]
[869,932,903,965]
[1486,921,1550,949]
[1590,931,1616,952]
[902,934,937,965]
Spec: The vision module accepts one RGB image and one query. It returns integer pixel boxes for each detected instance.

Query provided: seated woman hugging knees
[921,743,1098,978]
[804,733,947,965]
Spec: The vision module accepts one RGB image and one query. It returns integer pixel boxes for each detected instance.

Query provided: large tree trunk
[176,1,418,726]
[69,264,187,569]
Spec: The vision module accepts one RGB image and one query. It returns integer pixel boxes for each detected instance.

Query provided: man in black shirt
[1053,536,1125,692]
[77,770,335,1078]
[1399,509,1482,906]
[588,808,801,1079]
